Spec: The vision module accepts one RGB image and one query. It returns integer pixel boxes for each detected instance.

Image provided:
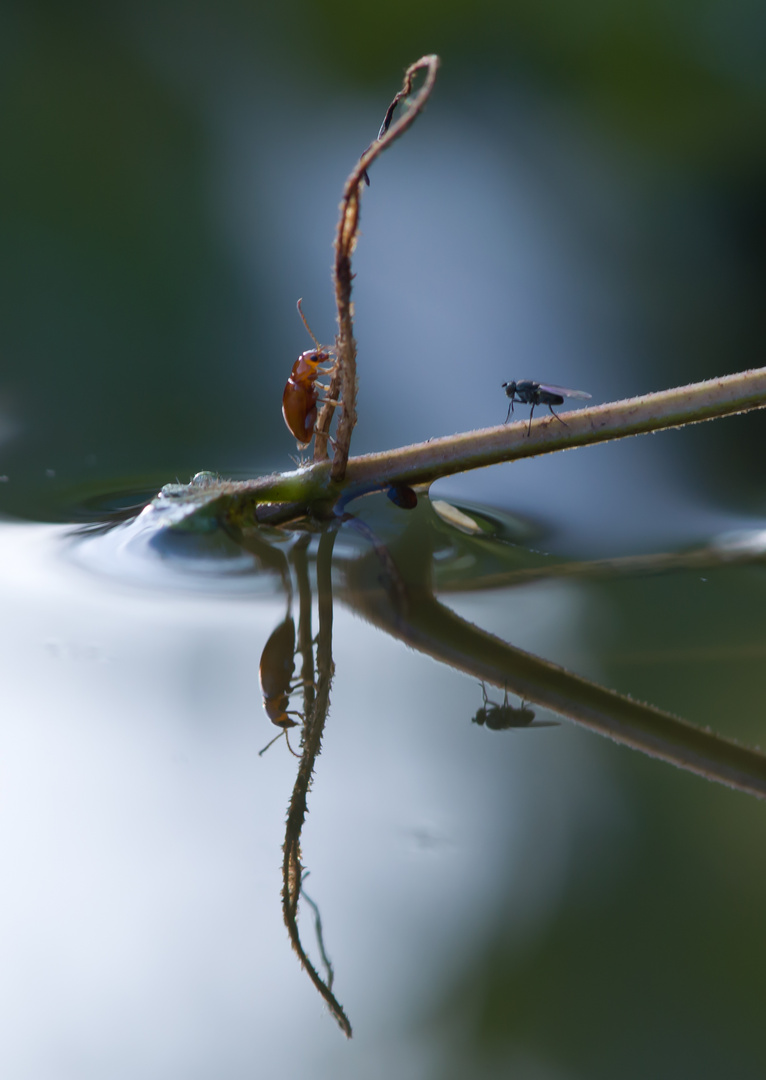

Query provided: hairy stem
[340,365,766,490]
[150,366,766,530]
[313,55,441,478]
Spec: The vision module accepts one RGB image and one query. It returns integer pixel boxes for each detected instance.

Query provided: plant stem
[313,55,441,479]
[340,365,766,490]
[151,366,766,529]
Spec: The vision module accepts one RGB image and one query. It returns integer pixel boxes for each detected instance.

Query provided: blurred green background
[2,4,766,1078]
[1,0,764,520]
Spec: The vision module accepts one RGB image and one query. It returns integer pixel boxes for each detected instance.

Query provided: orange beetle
[282,300,336,446]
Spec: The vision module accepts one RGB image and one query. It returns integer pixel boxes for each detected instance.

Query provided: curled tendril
[313,55,441,479]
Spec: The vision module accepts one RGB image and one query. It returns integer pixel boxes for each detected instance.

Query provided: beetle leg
[288,677,316,693]
[283,730,301,758]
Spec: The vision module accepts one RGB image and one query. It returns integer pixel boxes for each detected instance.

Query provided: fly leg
[527,404,536,435]
[547,404,568,429]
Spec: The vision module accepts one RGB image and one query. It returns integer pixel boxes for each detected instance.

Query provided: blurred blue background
[2,5,766,1079]
[1,0,764,527]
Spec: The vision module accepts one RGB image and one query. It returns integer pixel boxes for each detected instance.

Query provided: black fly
[502,380,591,435]
[471,684,558,731]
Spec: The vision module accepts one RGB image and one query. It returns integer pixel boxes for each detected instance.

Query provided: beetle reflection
[258,616,304,755]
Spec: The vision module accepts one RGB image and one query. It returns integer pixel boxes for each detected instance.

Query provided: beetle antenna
[257,727,301,758]
[296,298,322,352]
[258,730,285,757]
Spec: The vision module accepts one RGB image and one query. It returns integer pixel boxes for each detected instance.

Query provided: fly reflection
[472,683,558,730]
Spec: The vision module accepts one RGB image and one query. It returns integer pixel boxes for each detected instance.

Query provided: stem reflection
[278,529,351,1037]
[241,492,766,1035]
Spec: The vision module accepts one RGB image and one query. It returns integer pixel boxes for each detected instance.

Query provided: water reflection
[471,685,556,730]
[195,489,766,1034]
[5,489,766,1073]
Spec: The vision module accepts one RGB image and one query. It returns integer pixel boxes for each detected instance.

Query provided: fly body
[502,379,591,434]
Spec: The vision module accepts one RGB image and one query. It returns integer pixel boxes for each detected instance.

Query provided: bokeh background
[1,0,764,527]
[2,4,766,1079]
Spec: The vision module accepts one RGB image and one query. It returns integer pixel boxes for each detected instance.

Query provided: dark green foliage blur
[0,0,763,520]
[2,4,766,1073]
[303,0,766,170]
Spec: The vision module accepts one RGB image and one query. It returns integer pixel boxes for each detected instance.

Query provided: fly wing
[536,383,592,401]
